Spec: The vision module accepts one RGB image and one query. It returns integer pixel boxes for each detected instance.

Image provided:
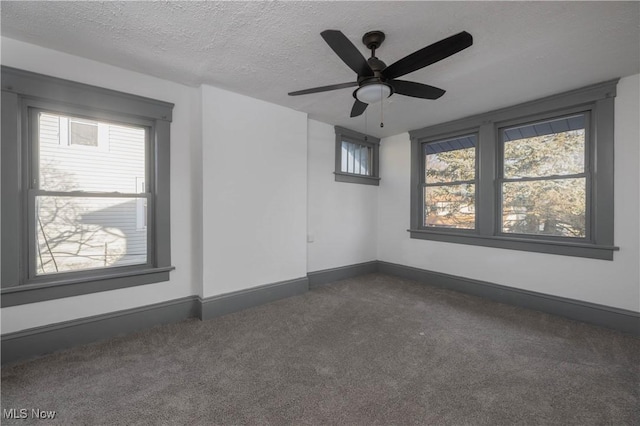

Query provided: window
[1,66,174,306]
[68,118,98,146]
[35,111,148,274]
[334,126,380,185]
[409,80,618,260]
[341,140,372,176]
[59,116,109,150]
[423,134,477,230]
[499,114,587,238]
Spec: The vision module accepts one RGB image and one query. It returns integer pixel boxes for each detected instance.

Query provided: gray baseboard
[3,261,637,365]
[198,277,308,320]
[378,261,640,336]
[1,296,199,365]
[307,261,379,288]
[2,277,309,365]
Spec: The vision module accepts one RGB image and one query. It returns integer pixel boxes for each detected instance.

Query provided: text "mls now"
[3,408,57,419]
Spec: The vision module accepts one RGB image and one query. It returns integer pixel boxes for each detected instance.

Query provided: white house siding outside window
[36,112,148,275]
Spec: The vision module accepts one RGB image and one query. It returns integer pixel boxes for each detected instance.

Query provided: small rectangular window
[499,114,587,238]
[69,119,98,146]
[58,115,109,150]
[422,134,477,230]
[334,126,380,186]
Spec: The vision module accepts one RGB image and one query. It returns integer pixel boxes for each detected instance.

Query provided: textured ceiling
[2,1,639,138]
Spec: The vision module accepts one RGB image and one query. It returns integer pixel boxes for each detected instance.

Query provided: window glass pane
[503,114,585,178]
[360,145,369,175]
[347,142,354,173]
[502,178,586,237]
[39,112,146,193]
[424,184,475,229]
[35,196,147,275]
[425,135,476,183]
[348,142,355,173]
[341,140,371,176]
[341,141,348,172]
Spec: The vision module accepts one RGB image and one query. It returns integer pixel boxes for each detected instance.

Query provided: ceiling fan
[288,30,473,118]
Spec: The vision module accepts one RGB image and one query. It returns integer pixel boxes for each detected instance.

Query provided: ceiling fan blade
[391,80,446,99]
[288,82,358,96]
[382,31,473,80]
[350,99,368,117]
[321,30,374,77]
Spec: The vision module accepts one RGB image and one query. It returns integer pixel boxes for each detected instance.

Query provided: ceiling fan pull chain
[380,85,384,128]
[364,109,368,141]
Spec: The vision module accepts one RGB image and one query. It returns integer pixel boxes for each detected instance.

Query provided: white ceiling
[2,1,639,138]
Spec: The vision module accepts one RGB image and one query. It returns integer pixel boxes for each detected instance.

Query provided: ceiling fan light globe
[355,84,391,104]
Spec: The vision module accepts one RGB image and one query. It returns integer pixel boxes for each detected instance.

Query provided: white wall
[190,84,204,299]
[377,74,640,312]
[307,120,378,272]
[3,36,636,338]
[200,85,308,297]
[0,37,364,334]
[1,38,200,333]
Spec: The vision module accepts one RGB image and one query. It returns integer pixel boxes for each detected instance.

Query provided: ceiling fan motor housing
[357,57,393,101]
[362,30,385,50]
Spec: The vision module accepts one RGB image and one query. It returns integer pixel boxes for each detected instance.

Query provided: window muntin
[499,114,588,238]
[422,134,477,230]
[33,111,150,276]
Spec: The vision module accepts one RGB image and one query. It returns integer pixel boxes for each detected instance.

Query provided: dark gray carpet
[2,273,639,425]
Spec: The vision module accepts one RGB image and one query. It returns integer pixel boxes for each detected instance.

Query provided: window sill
[334,172,380,186]
[1,266,175,307]
[408,229,618,260]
